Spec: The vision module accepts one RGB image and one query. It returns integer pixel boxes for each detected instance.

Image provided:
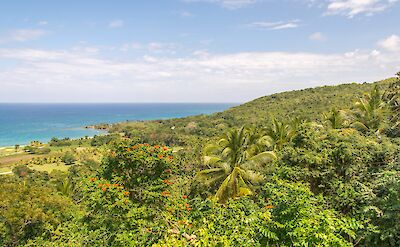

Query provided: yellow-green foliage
[2,76,400,246]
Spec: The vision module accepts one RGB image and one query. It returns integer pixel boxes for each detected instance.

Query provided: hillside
[221,78,395,124]
[108,78,396,144]
[2,76,400,246]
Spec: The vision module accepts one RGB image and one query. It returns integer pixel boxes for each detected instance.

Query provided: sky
[0,0,399,103]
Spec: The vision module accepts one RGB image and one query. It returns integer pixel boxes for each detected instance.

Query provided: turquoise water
[0,103,236,146]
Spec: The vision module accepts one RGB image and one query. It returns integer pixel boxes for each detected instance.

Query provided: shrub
[102,142,174,197]
[0,182,76,246]
[49,137,72,147]
[62,151,76,165]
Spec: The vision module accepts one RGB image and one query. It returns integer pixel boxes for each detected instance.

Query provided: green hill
[108,77,396,144]
[222,79,393,122]
[2,76,400,246]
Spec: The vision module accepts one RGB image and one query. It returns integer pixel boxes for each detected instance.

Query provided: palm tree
[351,85,386,133]
[384,73,400,136]
[265,118,296,150]
[56,178,74,197]
[323,108,347,129]
[196,126,276,203]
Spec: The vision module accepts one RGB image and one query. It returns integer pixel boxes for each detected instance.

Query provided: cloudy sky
[0,0,399,103]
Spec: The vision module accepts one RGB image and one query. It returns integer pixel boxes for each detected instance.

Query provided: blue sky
[0,0,399,102]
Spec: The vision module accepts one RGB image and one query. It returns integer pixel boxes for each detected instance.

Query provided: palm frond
[238,168,264,185]
[203,155,223,167]
[248,151,276,165]
[215,167,253,203]
[350,121,369,132]
[203,143,222,155]
[195,168,227,186]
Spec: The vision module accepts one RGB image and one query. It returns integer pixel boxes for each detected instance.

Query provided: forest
[1,73,400,246]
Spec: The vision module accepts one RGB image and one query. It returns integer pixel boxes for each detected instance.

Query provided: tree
[351,85,386,133]
[0,182,75,246]
[195,127,276,203]
[323,108,347,129]
[56,178,74,197]
[102,141,174,202]
[265,118,296,150]
[384,73,400,136]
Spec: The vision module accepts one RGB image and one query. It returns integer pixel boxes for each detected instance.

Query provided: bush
[12,164,33,178]
[23,146,51,154]
[49,137,72,147]
[0,182,76,246]
[102,141,175,202]
[90,134,119,146]
[62,151,76,165]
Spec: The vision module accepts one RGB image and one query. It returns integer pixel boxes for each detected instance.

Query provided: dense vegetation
[1,75,400,246]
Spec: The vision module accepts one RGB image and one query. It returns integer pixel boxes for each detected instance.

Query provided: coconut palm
[265,118,296,150]
[351,85,386,133]
[56,178,74,197]
[196,126,276,203]
[323,108,347,129]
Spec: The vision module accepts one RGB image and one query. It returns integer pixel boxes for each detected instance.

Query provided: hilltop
[107,78,396,144]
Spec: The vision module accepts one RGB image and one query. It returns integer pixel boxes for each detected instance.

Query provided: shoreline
[0,103,236,148]
[0,129,107,150]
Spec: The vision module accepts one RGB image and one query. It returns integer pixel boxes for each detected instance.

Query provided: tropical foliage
[351,85,387,133]
[384,73,400,136]
[195,126,276,202]
[1,74,400,246]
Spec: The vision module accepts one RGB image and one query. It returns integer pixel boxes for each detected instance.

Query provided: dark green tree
[384,72,400,136]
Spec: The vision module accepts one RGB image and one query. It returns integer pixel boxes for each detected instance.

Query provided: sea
[0,103,236,147]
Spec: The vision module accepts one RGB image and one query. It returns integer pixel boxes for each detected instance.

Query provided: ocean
[0,103,236,146]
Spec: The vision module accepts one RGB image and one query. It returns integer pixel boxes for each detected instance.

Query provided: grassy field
[0,151,43,173]
[0,141,95,174]
[28,163,71,173]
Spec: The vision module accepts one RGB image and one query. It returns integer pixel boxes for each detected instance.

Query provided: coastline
[1,103,235,148]
[0,129,107,150]
[0,130,107,174]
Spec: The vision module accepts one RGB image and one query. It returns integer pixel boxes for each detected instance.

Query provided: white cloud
[0,44,399,102]
[247,20,300,30]
[370,49,381,56]
[184,0,259,9]
[378,34,400,52]
[309,32,327,41]
[326,0,399,18]
[38,21,48,25]
[193,49,210,57]
[1,29,47,43]
[108,19,124,28]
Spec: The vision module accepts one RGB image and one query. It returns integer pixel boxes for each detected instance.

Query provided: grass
[0,167,11,173]
[0,144,85,174]
[28,163,71,173]
[0,153,44,172]
[0,147,22,157]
